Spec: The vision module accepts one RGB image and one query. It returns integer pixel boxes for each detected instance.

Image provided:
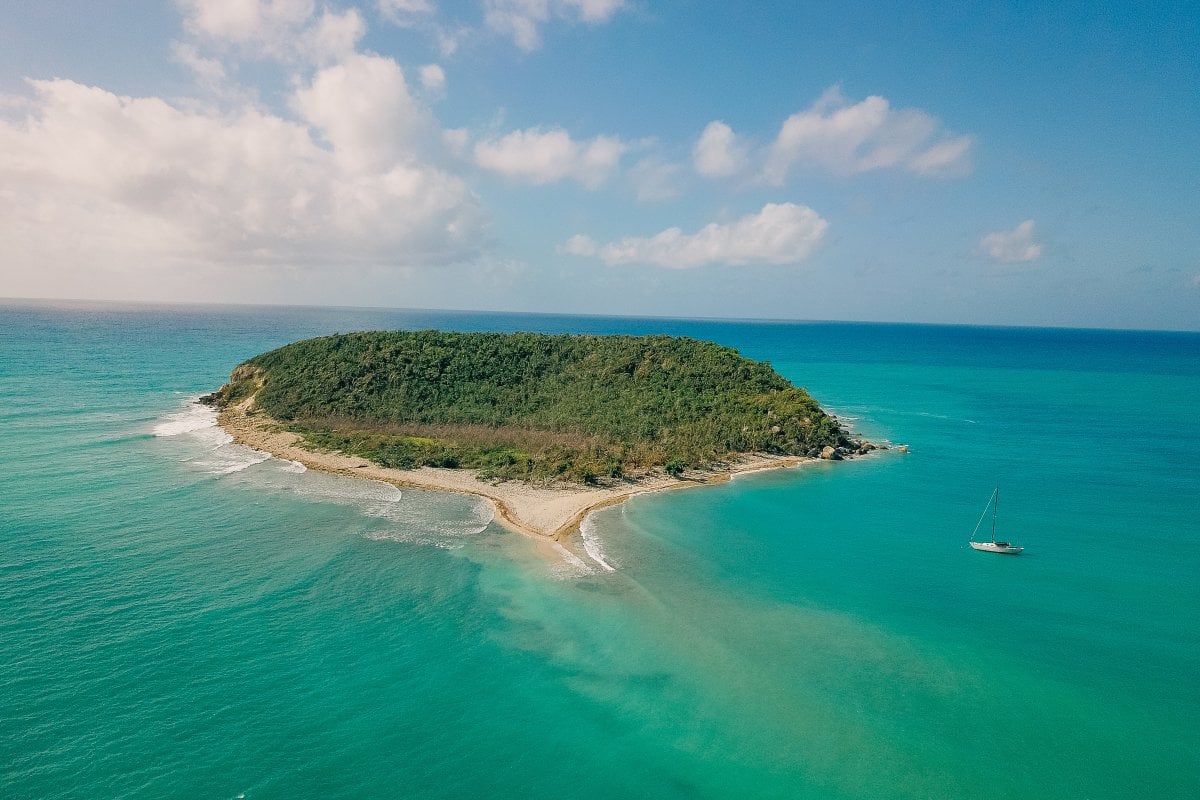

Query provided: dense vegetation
[216,330,856,484]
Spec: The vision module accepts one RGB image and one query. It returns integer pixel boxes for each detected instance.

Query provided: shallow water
[2,300,1197,798]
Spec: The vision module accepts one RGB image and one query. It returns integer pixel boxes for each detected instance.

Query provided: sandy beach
[216,399,811,541]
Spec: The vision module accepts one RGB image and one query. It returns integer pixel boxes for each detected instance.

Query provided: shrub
[224,330,849,484]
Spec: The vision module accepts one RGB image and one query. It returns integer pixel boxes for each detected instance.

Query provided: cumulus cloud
[0,74,486,276]
[474,127,625,188]
[980,220,1043,263]
[419,64,446,93]
[291,53,434,171]
[305,7,368,62]
[758,87,972,183]
[177,0,315,43]
[563,203,828,269]
[484,0,626,51]
[693,121,746,178]
[176,0,363,64]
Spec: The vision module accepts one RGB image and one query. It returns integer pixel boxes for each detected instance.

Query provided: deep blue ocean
[2,299,1198,799]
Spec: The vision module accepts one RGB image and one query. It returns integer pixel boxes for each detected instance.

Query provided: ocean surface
[2,299,1198,799]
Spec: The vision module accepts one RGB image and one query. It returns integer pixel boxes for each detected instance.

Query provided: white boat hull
[969,540,1023,555]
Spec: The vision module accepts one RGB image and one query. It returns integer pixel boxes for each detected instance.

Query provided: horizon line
[2,294,1197,335]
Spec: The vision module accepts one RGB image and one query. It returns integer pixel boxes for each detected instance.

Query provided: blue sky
[1,1,1197,329]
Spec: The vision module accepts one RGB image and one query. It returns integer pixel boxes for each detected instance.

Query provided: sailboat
[969,488,1024,554]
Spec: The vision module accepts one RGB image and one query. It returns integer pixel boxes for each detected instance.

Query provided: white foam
[154,400,496,548]
[155,399,274,475]
[370,494,493,543]
[209,449,272,474]
[579,515,616,572]
[365,531,469,550]
[362,498,490,551]
[153,402,219,437]
[465,498,496,534]
[280,478,495,548]
[294,476,402,510]
[550,541,595,577]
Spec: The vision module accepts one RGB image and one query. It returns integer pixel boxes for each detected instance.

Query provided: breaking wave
[153,399,495,549]
[154,400,270,475]
[579,516,617,572]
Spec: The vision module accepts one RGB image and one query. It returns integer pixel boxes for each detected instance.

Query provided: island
[202,330,877,540]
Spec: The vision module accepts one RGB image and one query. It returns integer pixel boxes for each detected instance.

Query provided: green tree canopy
[218,330,853,484]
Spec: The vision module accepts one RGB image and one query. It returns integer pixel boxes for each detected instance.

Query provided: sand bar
[217,399,811,541]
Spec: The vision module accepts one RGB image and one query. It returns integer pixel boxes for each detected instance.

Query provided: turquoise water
[2,300,1197,798]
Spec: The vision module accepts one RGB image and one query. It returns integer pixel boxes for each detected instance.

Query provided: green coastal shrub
[221,330,849,485]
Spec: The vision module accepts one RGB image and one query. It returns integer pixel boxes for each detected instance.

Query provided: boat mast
[991,488,998,542]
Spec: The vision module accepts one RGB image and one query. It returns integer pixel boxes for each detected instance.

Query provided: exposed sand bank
[216,399,812,541]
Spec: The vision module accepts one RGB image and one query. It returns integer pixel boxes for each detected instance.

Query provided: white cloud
[910,136,973,175]
[0,76,486,279]
[693,121,746,178]
[305,8,367,64]
[176,0,363,65]
[484,0,626,51]
[761,87,972,183]
[567,0,627,22]
[563,203,828,269]
[435,27,468,57]
[474,127,625,188]
[170,42,227,87]
[376,0,443,48]
[419,64,446,94]
[442,127,469,157]
[981,220,1043,263]
[378,0,435,17]
[178,0,314,43]
[291,53,432,172]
